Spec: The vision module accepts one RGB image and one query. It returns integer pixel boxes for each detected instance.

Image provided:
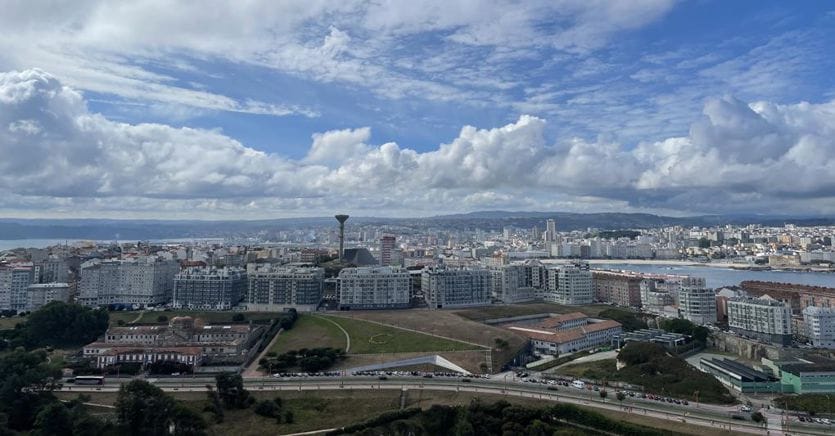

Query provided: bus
[72,376,105,385]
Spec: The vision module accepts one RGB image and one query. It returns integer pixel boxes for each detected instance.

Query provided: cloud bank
[2,69,835,218]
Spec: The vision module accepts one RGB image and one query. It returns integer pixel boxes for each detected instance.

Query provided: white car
[739,405,752,412]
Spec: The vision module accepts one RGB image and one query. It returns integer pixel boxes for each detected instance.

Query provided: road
[61,376,833,435]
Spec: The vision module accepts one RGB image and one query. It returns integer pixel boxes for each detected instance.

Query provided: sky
[1,0,835,219]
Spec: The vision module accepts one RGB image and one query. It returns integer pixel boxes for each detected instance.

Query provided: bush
[232,314,246,322]
[254,400,280,418]
[157,315,168,323]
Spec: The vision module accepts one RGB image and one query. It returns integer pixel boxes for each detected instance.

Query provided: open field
[0,315,26,330]
[555,358,618,379]
[269,314,347,354]
[329,310,526,370]
[59,389,729,436]
[108,310,284,326]
[454,302,614,321]
[325,315,479,354]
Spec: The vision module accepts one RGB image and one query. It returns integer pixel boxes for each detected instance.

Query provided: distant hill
[0,211,831,240]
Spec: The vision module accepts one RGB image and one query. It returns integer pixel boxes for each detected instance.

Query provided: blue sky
[1,0,834,219]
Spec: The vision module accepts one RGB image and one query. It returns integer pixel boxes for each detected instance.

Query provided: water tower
[335,214,349,261]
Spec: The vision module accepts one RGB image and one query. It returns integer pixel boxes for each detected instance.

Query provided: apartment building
[592,271,642,307]
[173,267,247,310]
[421,267,491,309]
[543,263,593,305]
[26,282,70,311]
[728,296,792,346]
[246,264,324,311]
[78,257,179,307]
[0,264,35,312]
[803,306,835,349]
[337,266,411,310]
[678,286,718,325]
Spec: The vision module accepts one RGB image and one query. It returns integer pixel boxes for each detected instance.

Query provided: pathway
[129,310,145,324]
[242,328,284,378]
[314,315,351,353]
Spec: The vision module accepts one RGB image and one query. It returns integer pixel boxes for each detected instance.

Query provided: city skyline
[2,1,835,219]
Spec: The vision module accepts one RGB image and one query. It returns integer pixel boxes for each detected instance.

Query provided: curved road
[61,376,830,435]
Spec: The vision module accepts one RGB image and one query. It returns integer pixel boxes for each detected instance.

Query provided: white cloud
[3,69,835,218]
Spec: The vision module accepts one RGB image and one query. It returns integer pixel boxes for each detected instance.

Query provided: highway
[59,375,834,435]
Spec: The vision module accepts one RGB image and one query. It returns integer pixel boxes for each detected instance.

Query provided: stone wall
[709,331,784,361]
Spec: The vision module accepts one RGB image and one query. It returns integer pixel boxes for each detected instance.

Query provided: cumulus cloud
[2,69,835,218]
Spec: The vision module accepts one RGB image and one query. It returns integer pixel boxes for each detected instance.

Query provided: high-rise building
[545,219,557,242]
[246,265,324,311]
[26,283,70,311]
[728,296,792,346]
[379,235,397,266]
[39,257,69,283]
[678,286,718,325]
[0,265,35,312]
[78,257,179,307]
[173,267,247,310]
[544,263,593,305]
[337,266,410,310]
[422,267,491,309]
[803,306,835,349]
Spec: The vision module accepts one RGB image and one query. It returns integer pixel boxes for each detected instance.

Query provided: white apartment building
[728,296,792,346]
[421,267,491,309]
[0,264,35,312]
[78,258,179,307]
[246,265,324,311]
[489,265,536,303]
[337,266,411,310]
[803,306,835,349]
[26,283,70,311]
[678,286,717,325]
[544,263,593,305]
[173,267,247,310]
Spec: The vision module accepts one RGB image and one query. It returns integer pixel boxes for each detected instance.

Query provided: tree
[116,380,178,436]
[254,400,280,418]
[284,410,294,424]
[157,315,168,323]
[232,313,246,322]
[21,302,109,348]
[616,392,626,402]
[32,402,72,436]
[751,412,765,423]
[0,348,62,430]
[170,404,207,436]
[599,390,608,400]
[215,373,252,409]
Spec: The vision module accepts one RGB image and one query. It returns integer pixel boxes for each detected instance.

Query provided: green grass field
[269,314,347,354]
[326,315,480,354]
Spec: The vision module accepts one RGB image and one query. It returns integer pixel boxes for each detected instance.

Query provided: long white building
[728,296,792,346]
[337,266,410,310]
[803,306,835,349]
[421,267,491,309]
[78,257,179,307]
